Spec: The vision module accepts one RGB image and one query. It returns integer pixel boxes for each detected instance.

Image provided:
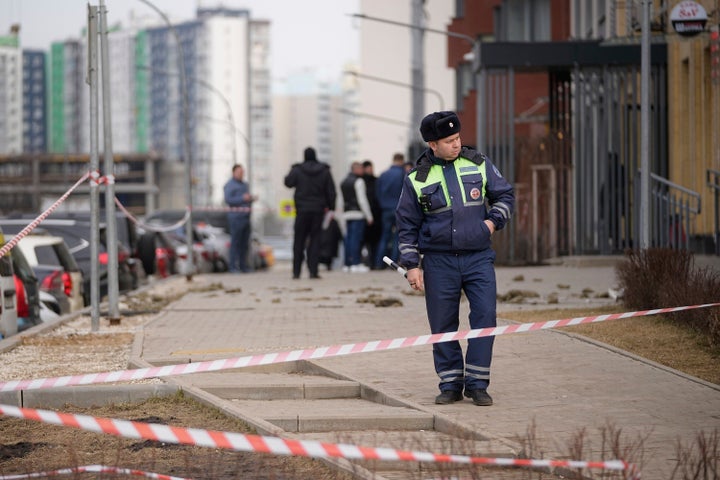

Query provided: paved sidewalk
[138,259,720,479]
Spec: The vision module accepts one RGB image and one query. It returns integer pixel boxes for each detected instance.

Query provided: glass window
[499,0,550,41]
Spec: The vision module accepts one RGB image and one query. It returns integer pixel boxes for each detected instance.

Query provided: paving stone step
[178,371,360,400]
[230,398,434,433]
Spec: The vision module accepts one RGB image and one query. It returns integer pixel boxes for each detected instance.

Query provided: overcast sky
[0,0,359,81]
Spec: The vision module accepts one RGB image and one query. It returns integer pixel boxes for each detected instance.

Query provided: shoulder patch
[492,165,503,178]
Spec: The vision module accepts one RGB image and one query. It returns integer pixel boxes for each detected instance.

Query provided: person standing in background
[374,152,406,269]
[224,164,256,273]
[284,147,337,279]
[340,162,373,273]
[362,160,382,268]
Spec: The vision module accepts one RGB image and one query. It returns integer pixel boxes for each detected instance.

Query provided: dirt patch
[0,393,352,480]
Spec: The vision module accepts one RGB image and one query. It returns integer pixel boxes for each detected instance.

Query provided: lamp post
[137,0,195,279]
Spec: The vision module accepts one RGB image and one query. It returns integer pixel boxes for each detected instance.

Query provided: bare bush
[616,248,720,346]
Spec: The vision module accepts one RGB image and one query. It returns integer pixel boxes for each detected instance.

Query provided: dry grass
[500,305,720,385]
[0,392,353,480]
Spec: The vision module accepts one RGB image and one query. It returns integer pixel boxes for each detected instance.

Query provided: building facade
[0,28,23,155]
[21,49,48,153]
[447,0,719,261]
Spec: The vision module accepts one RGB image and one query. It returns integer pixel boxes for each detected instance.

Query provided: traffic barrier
[0,403,639,478]
[1,302,717,393]
[0,464,190,480]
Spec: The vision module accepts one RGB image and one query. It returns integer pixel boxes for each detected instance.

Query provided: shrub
[616,248,720,347]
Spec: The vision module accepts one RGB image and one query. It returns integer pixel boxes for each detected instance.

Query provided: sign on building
[670,1,708,37]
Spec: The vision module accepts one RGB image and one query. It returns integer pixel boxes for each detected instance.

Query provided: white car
[14,234,85,313]
[0,228,18,338]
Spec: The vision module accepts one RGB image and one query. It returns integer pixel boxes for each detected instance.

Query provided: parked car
[11,240,42,331]
[144,210,273,273]
[13,233,84,313]
[0,227,18,338]
[0,214,142,304]
[165,227,215,275]
[136,227,178,279]
[195,223,230,272]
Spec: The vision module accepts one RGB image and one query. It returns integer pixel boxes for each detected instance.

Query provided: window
[498,0,550,42]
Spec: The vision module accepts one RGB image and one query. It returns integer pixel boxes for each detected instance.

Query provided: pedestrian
[396,111,515,406]
[374,152,406,269]
[340,161,374,273]
[361,160,382,268]
[223,164,257,273]
[284,146,337,279]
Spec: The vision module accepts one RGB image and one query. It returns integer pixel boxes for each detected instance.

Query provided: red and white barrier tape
[0,404,638,478]
[1,303,717,393]
[0,172,91,260]
[0,464,190,480]
[114,197,191,233]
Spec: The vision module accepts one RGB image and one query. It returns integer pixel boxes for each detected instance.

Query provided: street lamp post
[138,0,195,279]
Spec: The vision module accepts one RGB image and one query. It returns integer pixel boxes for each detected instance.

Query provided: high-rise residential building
[0,27,23,155]
[48,40,83,154]
[22,49,48,153]
[37,7,270,210]
[249,19,273,220]
[142,7,268,207]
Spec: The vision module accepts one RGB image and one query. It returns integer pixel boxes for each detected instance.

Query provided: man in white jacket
[340,162,374,272]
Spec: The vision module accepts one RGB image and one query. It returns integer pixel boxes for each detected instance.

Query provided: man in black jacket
[284,147,337,279]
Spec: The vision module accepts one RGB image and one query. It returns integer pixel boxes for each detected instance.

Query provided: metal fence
[708,169,720,255]
[635,172,701,251]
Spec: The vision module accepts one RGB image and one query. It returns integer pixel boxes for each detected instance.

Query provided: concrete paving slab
[229,398,434,433]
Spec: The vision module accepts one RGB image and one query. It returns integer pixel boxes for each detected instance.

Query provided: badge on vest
[470,187,481,200]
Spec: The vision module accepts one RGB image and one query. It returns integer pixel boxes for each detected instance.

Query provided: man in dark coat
[284,147,337,279]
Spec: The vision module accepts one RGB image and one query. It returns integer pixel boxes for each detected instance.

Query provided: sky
[0,0,359,81]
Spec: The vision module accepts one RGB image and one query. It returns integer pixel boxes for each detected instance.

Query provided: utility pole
[639,0,651,249]
[87,5,101,331]
[99,0,120,322]
[409,0,425,159]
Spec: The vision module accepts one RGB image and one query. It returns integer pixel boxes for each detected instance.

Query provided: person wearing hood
[284,147,337,279]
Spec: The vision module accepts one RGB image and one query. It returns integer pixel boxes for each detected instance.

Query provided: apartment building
[0,28,23,155]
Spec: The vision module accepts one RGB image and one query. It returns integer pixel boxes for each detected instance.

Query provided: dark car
[0,213,142,304]
[136,226,178,279]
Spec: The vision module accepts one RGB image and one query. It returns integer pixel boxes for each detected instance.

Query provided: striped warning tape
[0,403,639,478]
[0,171,91,260]
[0,464,190,480]
[1,302,717,393]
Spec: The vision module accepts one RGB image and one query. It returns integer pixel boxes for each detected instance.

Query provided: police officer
[396,111,514,406]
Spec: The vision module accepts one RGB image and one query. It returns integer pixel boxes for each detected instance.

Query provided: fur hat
[419,111,461,142]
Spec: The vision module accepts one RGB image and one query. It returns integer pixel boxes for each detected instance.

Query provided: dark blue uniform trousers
[422,249,496,393]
